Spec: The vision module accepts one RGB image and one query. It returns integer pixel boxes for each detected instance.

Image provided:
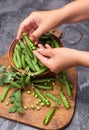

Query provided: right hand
[17,0,89,43]
[16,10,61,43]
[33,45,82,73]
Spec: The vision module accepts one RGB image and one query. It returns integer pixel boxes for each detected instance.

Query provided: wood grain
[0,30,77,130]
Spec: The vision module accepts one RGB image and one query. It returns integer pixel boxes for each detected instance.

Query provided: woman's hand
[33,45,89,73]
[16,10,62,43]
[16,0,89,44]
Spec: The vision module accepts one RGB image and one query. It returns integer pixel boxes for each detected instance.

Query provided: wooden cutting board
[0,30,77,130]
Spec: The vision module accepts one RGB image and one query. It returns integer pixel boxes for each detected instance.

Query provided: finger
[38,43,45,49]
[16,17,36,40]
[37,48,53,57]
[29,28,35,35]
[34,40,39,44]
[33,50,49,67]
[30,25,48,44]
[45,44,52,49]
[28,21,38,36]
[16,24,25,40]
[16,21,30,40]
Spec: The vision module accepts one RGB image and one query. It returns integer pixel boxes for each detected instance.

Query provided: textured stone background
[0,0,89,130]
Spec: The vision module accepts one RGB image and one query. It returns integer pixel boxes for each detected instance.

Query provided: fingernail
[30,36,34,41]
[33,50,36,54]
[35,41,38,44]
[38,48,43,52]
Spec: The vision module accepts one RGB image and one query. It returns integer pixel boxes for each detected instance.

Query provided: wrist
[77,51,89,67]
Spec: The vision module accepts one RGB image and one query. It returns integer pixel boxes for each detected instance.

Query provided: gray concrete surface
[0,0,89,130]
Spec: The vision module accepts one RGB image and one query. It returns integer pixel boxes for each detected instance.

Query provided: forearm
[76,50,89,68]
[55,0,89,25]
[16,0,89,41]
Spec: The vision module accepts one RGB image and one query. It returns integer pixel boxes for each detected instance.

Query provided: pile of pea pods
[12,32,60,76]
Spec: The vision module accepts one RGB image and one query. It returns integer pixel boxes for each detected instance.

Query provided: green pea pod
[39,35,49,40]
[19,40,25,49]
[46,92,61,105]
[62,71,72,97]
[64,78,72,97]
[25,57,36,72]
[32,67,48,76]
[12,53,19,69]
[25,44,33,59]
[0,85,10,102]
[23,32,38,61]
[34,88,51,106]
[37,60,44,68]
[21,54,26,69]
[23,32,37,51]
[33,84,53,90]
[52,39,59,48]
[15,49,22,69]
[31,60,40,72]
[23,32,49,72]
[56,74,65,85]
[22,48,30,59]
[50,40,55,48]
[14,44,21,52]
[10,81,21,89]
[60,91,70,109]
[25,66,30,72]
[43,106,56,125]
[32,77,55,83]
[50,36,59,48]
[33,55,38,64]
